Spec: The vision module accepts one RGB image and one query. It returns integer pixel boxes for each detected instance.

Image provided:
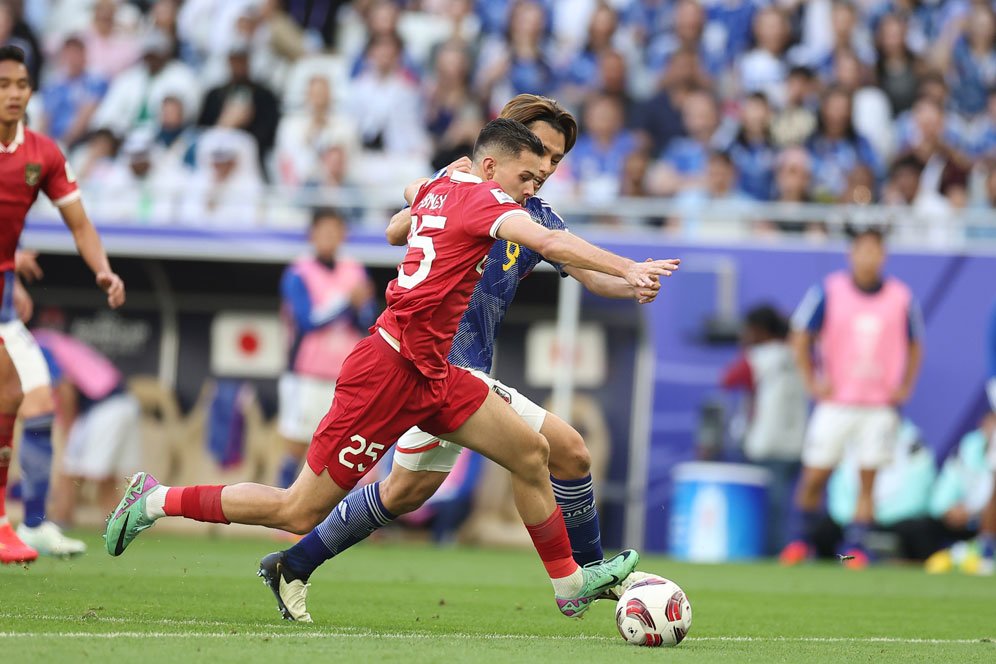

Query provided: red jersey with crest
[0,123,80,271]
[375,171,527,379]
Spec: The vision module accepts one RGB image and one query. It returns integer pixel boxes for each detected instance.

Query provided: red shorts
[307,332,489,490]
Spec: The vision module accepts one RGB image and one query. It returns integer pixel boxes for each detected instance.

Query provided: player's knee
[380,471,435,515]
[549,429,590,480]
[515,432,550,481]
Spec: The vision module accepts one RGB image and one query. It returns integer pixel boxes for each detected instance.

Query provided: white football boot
[17,521,87,557]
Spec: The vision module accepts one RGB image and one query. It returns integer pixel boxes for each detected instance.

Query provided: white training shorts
[0,319,51,393]
[802,403,900,470]
[63,393,142,479]
[277,373,336,442]
[394,370,547,473]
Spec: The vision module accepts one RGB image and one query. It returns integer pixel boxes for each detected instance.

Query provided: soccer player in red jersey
[107,119,676,619]
[0,46,125,564]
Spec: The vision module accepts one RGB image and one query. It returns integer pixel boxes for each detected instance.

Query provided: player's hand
[12,279,33,322]
[96,271,126,309]
[806,378,832,400]
[890,384,913,406]
[350,280,375,309]
[14,250,43,282]
[623,258,680,289]
[444,156,473,177]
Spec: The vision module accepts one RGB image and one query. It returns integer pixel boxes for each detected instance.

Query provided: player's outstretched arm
[58,199,125,308]
[497,215,678,288]
[564,263,663,305]
[386,208,412,246]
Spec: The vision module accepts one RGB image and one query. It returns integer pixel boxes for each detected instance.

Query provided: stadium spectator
[303,137,353,191]
[275,74,356,187]
[931,3,996,117]
[805,86,881,201]
[91,30,199,138]
[725,92,777,201]
[793,0,876,79]
[874,12,921,117]
[771,65,819,148]
[881,153,925,205]
[632,62,684,157]
[833,48,894,164]
[97,129,185,224]
[557,2,625,109]
[70,127,119,182]
[652,87,723,195]
[198,40,281,169]
[346,0,418,79]
[281,0,349,48]
[476,0,556,117]
[83,0,141,79]
[644,0,725,81]
[38,328,142,527]
[720,304,807,555]
[738,6,791,108]
[422,41,483,171]
[152,95,196,170]
[596,51,638,124]
[670,150,750,236]
[570,93,637,204]
[763,146,822,235]
[40,36,108,148]
[0,0,41,85]
[179,127,263,226]
[346,32,428,157]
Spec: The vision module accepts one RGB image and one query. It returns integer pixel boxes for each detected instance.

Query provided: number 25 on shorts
[338,434,386,472]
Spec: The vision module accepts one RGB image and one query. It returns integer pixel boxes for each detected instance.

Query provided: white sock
[0,515,7,527]
[143,485,170,519]
[550,566,584,597]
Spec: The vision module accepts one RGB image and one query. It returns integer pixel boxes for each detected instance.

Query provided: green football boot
[556,549,640,618]
[104,472,162,556]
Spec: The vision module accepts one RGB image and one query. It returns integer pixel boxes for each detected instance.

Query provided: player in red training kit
[0,46,126,564]
[107,119,677,619]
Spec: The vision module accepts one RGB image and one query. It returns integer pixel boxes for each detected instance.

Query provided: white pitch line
[0,631,992,645]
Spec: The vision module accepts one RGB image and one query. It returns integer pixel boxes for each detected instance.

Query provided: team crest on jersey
[490,188,516,205]
[24,163,41,186]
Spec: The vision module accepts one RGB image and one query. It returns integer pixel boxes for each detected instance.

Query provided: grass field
[2,532,994,663]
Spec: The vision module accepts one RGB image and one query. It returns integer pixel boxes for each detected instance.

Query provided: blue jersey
[448,196,567,373]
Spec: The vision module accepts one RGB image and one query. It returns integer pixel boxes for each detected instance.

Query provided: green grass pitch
[2,532,994,663]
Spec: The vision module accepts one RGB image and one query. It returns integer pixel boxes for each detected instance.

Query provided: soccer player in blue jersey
[260,94,671,621]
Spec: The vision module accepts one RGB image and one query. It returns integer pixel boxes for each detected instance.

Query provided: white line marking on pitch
[0,632,992,645]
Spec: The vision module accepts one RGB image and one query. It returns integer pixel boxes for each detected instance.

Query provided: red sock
[163,486,230,524]
[0,413,16,519]
[525,506,579,579]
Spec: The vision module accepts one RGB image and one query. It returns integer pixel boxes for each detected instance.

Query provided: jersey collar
[0,122,25,154]
[450,170,482,184]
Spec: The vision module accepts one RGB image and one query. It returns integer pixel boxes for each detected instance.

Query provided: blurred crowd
[5,0,996,234]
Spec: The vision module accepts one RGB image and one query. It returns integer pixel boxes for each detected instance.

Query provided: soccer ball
[614,575,692,647]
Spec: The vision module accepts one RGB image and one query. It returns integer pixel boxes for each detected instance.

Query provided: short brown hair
[499,94,578,154]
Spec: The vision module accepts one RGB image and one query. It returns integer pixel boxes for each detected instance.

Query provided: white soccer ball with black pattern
[614,575,692,647]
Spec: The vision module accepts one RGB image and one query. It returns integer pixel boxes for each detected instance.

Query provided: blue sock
[277,455,301,489]
[788,509,822,544]
[844,522,870,551]
[20,415,54,529]
[283,482,395,580]
[552,474,603,565]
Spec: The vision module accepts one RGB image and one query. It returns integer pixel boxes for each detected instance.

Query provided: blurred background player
[0,46,125,565]
[276,208,375,491]
[720,304,806,554]
[34,327,141,527]
[782,226,923,569]
[270,95,665,606]
[3,251,86,557]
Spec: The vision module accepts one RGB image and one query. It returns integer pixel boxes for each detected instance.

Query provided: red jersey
[0,123,80,271]
[376,171,527,379]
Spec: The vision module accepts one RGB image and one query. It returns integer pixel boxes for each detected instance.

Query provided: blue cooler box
[669,462,771,562]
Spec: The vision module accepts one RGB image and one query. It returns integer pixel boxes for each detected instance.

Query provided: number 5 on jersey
[398,214,446,288]
[338,434,386,473]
